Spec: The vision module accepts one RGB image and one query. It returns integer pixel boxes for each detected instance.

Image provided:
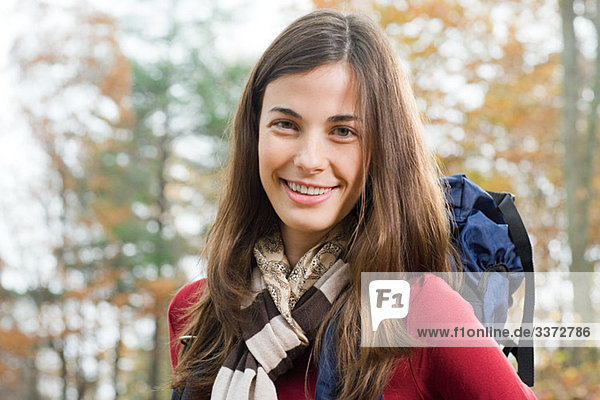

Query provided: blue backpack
[316,174,535,398]
[444,174,534,383]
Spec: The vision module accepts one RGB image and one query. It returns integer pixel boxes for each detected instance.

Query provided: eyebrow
[269,107,302,119]
[327,114,359,123]
[268,107,359,122]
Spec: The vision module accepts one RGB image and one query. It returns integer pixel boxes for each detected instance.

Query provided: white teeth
[287,181,333,196]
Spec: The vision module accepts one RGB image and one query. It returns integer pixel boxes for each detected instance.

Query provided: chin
[292,224,331,235]
[282,218,333,234]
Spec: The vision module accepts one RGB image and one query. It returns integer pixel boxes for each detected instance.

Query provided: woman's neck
[279,223,328,267]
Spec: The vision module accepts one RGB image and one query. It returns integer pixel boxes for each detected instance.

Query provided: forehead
[260,63,359,116]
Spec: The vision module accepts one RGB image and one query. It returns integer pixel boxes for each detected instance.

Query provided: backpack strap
[488,191,535,386]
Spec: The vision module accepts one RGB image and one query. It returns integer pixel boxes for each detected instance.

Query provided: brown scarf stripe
[239,290,283,340]
[266,344,309,380]
[290,287,334,333]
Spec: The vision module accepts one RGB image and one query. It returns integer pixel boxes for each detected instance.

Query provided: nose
[293,131,327,173]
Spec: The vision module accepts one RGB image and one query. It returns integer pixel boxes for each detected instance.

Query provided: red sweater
[168,275,537,399]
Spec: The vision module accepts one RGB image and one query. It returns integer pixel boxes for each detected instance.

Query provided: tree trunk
[560,0,596,321]
[148,70,171,399]
[57,338,68,400]
[76,366,89,400]
[114,311,123,400]
[24,354,41,400]
[149,314,163,400]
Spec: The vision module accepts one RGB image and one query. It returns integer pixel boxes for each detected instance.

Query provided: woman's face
[258,62,364,240]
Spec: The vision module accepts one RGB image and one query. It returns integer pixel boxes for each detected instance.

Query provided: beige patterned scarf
[253,221,350,344]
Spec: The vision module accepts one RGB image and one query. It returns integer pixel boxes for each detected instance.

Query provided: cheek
[258,133,284,185]
[257,134,269,183]
[341,147,364,190]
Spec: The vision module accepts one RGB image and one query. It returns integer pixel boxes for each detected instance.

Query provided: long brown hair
[172,9,453,399]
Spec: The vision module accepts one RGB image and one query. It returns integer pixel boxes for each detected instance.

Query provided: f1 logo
[369,280,410,331]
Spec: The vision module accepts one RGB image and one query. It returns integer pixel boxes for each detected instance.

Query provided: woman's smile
[284,179,336,195]
[281,178,338,205]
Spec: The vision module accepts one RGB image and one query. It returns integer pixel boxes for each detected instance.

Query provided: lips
[281,179,338,205]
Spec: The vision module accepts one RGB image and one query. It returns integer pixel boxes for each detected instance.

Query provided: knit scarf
[210,224,350,400]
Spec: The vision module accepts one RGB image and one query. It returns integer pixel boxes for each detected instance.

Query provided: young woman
[168,9,537,400]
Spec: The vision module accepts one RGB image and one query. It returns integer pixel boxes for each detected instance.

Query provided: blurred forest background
[0,0,599,398]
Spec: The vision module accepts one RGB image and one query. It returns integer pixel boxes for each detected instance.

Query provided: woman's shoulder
[168,278,206,370]
[168,278,206,319]
[411,273,461,298]
[408,273,476,324]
